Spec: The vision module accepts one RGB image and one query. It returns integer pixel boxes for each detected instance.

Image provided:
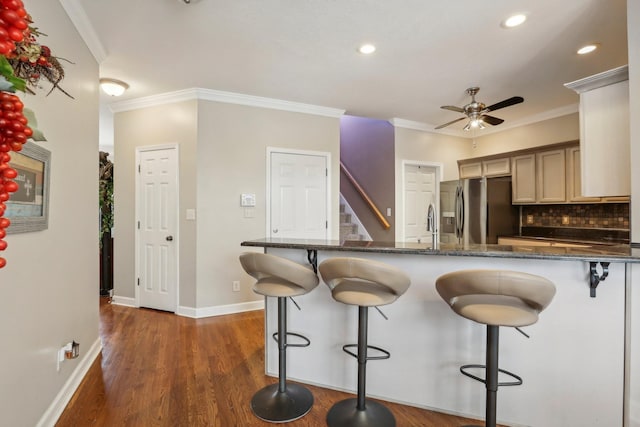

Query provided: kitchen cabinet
[536,149,566,203]
[511,154,536,203]
[483,157,510,177]
[565,65,630,197]
[459,161,482,179]
[566,146,602,202]
[566,146,630,203]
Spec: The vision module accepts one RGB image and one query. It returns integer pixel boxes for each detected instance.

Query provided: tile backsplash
[521,203,629,229]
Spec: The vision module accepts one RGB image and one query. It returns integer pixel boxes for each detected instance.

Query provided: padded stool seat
[240,252,319,423]
[320,257,410,427]
[436,269,555,427]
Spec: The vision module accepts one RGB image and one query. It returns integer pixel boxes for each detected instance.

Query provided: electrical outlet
[526,215,534,225]
[562,215,570,225]
[232,281,240,292]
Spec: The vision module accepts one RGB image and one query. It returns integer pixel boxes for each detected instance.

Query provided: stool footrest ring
[342,344,390,360]
[272,331,311,348]
[460,364,523,387]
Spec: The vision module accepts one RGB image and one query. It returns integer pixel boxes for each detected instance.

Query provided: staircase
[339,202,370,243]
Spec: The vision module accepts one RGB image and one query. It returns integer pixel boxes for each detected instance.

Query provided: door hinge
[137,221,140,229]
[326,220,328,229]
[137,278,140,286]
[326,168,328,177]
[138,164,141,173]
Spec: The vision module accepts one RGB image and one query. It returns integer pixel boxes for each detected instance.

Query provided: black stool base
[250,383,313,423]
[326,398,396,427]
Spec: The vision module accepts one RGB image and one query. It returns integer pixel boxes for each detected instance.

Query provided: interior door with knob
[137,145,178,312]
[269,149,328,240]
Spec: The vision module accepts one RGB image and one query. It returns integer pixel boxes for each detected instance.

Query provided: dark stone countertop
[241,238,640,263]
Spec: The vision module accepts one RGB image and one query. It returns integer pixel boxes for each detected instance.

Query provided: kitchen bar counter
[242,237,640,263]
[242,237,637,426]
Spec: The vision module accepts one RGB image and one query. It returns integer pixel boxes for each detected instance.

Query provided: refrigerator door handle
[455,186,464,240]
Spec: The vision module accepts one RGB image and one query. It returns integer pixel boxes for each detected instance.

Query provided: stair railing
[340,161,391,230]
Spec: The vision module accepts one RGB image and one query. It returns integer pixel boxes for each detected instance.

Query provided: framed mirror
[5,141,51,234]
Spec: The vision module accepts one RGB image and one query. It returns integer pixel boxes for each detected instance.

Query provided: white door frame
[399,160,443,242]
[266,147,332,240]
[134,143,180,310]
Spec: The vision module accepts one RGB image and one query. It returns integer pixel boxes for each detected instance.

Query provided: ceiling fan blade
[486,96,524,112]
[434,117,466,130]
[441,105,465,113]
[480,115,504,126]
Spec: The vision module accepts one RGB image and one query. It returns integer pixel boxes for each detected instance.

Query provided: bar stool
[239,252,319,423]
[319,257,411,427]
[435,269,556,427]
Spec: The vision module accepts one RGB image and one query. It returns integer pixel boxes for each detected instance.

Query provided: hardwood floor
[56,298,481,426]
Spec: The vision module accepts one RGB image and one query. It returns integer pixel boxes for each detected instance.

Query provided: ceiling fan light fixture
[503,14,527,28]
[577,44,599,55]
[100,78,129,97]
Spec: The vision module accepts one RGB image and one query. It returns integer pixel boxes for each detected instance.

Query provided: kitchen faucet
[427,203,438,249]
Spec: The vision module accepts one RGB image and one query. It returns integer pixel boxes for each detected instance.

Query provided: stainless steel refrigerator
[451,176,519,244]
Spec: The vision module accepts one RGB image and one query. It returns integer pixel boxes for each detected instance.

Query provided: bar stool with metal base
[436,269,556,427]
[319,257,411,427]
[239,252,319,423]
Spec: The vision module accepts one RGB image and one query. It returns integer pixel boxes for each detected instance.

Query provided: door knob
[166,236,173,241]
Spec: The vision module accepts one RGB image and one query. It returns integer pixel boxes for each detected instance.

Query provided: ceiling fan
[435,87,524,131]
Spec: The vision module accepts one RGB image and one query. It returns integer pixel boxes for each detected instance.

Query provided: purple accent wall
[340,115,395,240]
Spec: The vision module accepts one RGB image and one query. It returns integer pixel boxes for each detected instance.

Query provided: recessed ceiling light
[358,44,376,55]
[503,14,527,28]
[577,44,599,55]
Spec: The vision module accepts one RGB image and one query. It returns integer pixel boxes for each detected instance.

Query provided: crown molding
[390,103,579,139]
[564,65,629,94]
[109,87,346,118]
[109,89,199,113]
[196,88,345,118]
[389,118,467,137]
[59,0,107,64]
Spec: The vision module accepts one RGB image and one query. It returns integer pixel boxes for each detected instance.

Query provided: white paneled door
[137,146,178,312]
[270,151,328,239]
[403,164,437,243]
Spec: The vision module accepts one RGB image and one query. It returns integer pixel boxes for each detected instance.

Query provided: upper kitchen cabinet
[566,146,601,202]
[536,149,566,203]
[459,161,482,179]
[565,65,630,197]
[511,154,536,203]
[458,157,510,179]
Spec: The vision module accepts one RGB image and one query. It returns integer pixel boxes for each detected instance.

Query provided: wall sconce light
[99,78,129,97]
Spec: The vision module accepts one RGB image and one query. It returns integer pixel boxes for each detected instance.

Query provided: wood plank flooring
[56,298,481,426]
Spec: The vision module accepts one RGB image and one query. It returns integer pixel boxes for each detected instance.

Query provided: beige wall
[0,1,99,425]
[195,101,340,308]
[113,99,340,310]
[470,113,580,157]
[393,127,470,240]
[114,101,198,307]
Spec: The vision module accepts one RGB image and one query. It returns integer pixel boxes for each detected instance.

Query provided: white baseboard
[178,300,264,318]
[112,294,264,319]
[111,295,136,307]
[36,337,102,427]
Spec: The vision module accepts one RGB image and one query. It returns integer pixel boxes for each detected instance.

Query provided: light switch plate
[241,193,256,207]
[186,209,196,220]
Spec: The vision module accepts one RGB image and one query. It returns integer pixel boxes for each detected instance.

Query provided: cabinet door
[459,162,482,179]
[566,146,601,202]
[580,79,630,197]
[483,158,510,177]
[511,154,536,204]
[536,149,566,203]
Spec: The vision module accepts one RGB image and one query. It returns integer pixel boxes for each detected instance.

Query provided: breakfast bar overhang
[241,238,640,427]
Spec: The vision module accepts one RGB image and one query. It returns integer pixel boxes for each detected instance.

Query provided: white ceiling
[63,0,628,136]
